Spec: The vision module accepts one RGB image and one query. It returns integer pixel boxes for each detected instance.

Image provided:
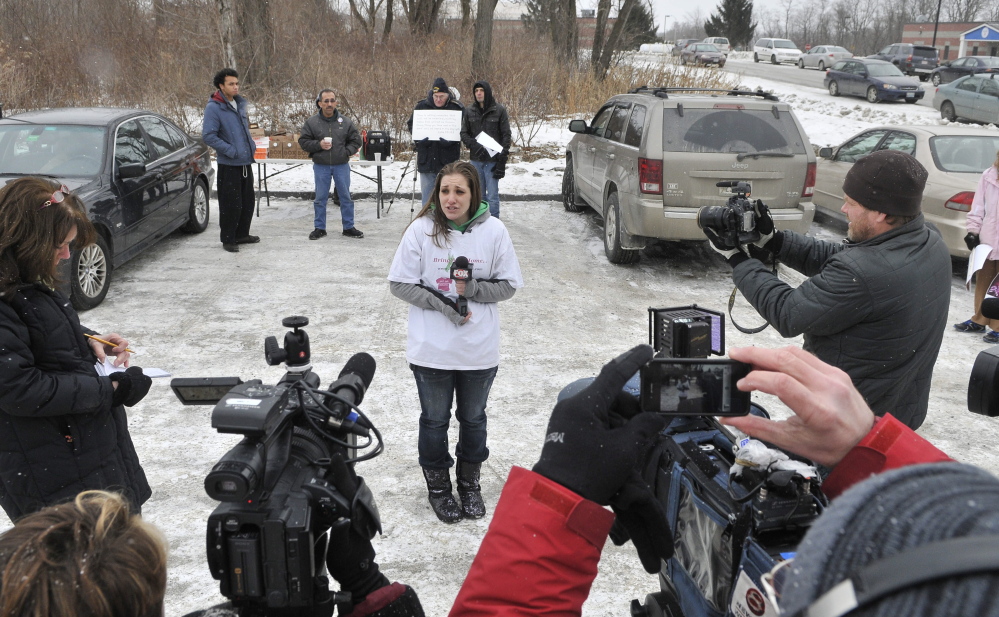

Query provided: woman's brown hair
[0,491,167,617]
[0,177,96,301]
[410,161,483,248]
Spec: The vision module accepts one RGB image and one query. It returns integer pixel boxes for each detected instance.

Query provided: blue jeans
[419,172,437,207]
[471,161,500,218]
[314,163,355,230]
[411,365,497,469]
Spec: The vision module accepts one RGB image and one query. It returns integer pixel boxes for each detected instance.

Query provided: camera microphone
[325,352,376,437]
[450,256,472,316]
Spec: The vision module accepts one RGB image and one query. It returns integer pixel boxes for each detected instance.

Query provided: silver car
[813,125,999,257]
[562,87,816,264]
[933,74,999,125]
[798,45,853,71]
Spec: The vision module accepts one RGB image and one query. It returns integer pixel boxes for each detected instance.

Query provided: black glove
[752,199,775,248]
[492,153,507,180]
[966,233,981,251]
[108,366,151,407]
[471,143,488,160]
[533,345,667,505]
[609,470,674,572]
[326,519,390,605]
[703,227,745,262]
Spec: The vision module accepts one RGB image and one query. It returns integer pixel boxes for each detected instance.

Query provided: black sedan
[0,108,214,309]
[824,58,924,104]
[930,56,999,86]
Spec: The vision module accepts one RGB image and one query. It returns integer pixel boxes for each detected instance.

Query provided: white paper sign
[411,110,462,142]
[475,132,503,158]
[967,244,994,288]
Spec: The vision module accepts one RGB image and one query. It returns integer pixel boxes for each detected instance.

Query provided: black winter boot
[421,467,462,523]
[456,460,486,519]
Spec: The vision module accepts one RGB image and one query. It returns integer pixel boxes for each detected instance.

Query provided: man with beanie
[460,81,511,218]
[299,89,364,239]
[201,68,259,253]
[407,78,464,206]
[704,150,951,430]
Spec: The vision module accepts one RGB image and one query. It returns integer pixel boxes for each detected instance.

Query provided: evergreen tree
[704,0,756,49]
[622,1,659,48]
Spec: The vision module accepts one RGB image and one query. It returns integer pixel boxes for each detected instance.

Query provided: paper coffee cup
[323,137,332,145]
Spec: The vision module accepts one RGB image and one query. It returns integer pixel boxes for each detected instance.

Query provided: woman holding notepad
[956,150,999,343]
[0,177,152,520]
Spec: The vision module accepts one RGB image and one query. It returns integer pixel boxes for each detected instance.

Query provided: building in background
[902,22,999,60]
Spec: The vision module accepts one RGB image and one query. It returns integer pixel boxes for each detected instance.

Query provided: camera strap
[727,257,779,334]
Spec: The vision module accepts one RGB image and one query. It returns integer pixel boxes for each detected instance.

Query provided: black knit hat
[432,77,449,94]
[842,150,927,217]
[781,463,999,617]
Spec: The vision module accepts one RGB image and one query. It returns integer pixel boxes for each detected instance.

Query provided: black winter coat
[0,285,150,519]
[460,81,512,163]
[299,110,362,166]
[407,93,463,175]
[732,216,951,430]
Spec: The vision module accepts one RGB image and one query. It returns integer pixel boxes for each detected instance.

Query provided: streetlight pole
[663,14,672,43]
[931,0,943,47]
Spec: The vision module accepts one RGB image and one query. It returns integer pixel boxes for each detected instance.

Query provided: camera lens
[697,206,736,231]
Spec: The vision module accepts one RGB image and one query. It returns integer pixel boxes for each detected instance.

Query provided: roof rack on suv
[627,86,780,101]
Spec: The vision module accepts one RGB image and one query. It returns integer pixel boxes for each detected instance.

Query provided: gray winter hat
[780,463,999,617]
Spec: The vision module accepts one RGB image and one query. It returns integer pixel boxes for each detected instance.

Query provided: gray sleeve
[389,281,465,326]
[464,279,517,303]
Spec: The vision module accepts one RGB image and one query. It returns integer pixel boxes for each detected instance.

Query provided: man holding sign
[461,80,511,218]
[407,77,464,206]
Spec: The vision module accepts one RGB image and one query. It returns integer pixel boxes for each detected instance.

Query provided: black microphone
[449,256,473,317]
[325,352,376,437]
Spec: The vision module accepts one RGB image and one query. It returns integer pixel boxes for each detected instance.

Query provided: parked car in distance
[798,45,853,70]
[0,108,214,309]
[671,39,701,57]
[867,43,938,80]
[824,58,924,103]
[562,87,815,264]
[933,74,999,124]
[702,37,731,55]
[681,44,726,67]
[930,56,999,86]
[813,125,999,258]
[753,38,803,64]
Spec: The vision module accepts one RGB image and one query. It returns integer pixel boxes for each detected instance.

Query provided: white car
[702,37,731,55]
[753,38,802,65]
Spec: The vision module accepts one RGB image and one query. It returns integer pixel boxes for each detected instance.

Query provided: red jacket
[450,415,951,617]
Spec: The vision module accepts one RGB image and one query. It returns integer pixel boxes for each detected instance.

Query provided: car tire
[562,159,584,213]
[918,74,929,82]
[771,55,778,65]
[818,60,825,71]
[681,56,687,65]
[70,234,112,311]
[798,59,804,68]
[753,53,759,63]
[905,98,918,104]
[182,179,210,233]
[828,81,840,97]
[941,101,957,122]
[931,73,941,86]
[603,193,639,265]
[866,86,880,103]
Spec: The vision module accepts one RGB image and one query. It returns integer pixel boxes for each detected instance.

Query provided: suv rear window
[913,47,938,58]
[661,107,808,154]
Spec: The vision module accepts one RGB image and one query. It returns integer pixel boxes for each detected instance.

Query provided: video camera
[170,316,384,617]
[696,181,762,247]
[631,306,827,617]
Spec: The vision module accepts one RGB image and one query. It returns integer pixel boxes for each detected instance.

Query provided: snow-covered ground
[3,76,999,616]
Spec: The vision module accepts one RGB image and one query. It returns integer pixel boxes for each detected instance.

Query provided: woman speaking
[0,178,151,520]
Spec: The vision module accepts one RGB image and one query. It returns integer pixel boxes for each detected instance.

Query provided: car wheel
[866,86,881,103]
[753,53,759,63]
[603,193,639,265]
[798,59,804,68]
[182,179,210,233]
[70,235,112,311]
[941,101,957,122]
[681,56,687,65]
[828,81,840,97]
[771,54,778,65]
[918,74,929,82]
[931,73,941,86]
[562,158,584,213]
[818,60,825,71]
[905,98,918,104]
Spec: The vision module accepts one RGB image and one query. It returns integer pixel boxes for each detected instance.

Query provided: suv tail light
[803,161,816,198]
[639,158,663,194]
[945,191,976,212]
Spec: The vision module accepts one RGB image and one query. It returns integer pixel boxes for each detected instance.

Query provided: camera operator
[704,150,951,430]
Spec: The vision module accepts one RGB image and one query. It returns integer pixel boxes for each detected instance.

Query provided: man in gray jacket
[706,150,951,430]
[299,89,364,239]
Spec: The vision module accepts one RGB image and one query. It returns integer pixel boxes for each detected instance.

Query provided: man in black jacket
[407,78,463,206]
[705,150,951,430]
[299,89,364,239]
[460,81,511,218]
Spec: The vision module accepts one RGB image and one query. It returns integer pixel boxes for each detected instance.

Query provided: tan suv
[562,87,816,264]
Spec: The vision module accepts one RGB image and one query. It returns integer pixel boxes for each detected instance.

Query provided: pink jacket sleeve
[822,414,953,498]
[449,466,616,617]
[967,168,990,234]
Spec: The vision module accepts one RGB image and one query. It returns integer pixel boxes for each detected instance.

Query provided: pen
[84,334,135,354]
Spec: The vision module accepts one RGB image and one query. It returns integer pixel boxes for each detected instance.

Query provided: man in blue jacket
[202,68,259,253]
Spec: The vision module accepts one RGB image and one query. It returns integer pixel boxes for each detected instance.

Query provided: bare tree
[472,0,500,77]
[236,0,274,86]
[383,0,394,40]
[943,0,987,23]
[216,0,238,69]
[592,0,638,80]
[461,0,472,27]
[590,0,611,75]
[551,0,578,65]
[347,0,387,33]
[407,0,447,34]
